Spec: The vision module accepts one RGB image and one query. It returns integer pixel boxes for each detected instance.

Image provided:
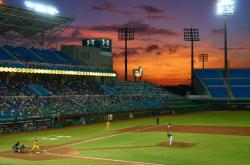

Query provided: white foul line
[44,125,165,164]
[46,125,159,152]
[46,152,164,165]
[45,132,128,152]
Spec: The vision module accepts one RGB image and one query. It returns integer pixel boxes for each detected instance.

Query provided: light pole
[199,53,208,69]
[217,0,235,76]
[217,0,235,109]
[184,27,200,93]
[118,27,134,81]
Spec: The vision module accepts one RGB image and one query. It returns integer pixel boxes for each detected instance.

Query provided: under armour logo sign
[102,39,110,47]
[87,39,95,46]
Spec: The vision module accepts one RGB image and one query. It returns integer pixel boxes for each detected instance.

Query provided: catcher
[30,138,40,152]
[12,141,26,154]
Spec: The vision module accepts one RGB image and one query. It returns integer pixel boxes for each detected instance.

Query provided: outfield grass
[0,111,250,165]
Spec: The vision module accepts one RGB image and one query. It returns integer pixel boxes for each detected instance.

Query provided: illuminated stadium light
[217,0,235,15]
[24,1,59,15]
[216,0,236,76]
[0,67,116,77]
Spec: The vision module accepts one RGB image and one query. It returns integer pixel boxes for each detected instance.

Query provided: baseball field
[0,111,250,165]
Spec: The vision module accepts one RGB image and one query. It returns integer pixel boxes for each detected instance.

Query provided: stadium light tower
[184,27,200,93]
[118,27,134,81]
[217,0,235,75]
[199,53,208,69]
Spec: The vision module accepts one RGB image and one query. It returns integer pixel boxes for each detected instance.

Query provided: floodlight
[118,27,135,81]
[24,1,59,15]
[199,53,208,69]
[217,0,235,15]
[184,27,200,92]
[184,28,200,41]
[216,0,236,76]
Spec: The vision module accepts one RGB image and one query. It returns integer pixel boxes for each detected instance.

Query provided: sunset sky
[5,0,250,85]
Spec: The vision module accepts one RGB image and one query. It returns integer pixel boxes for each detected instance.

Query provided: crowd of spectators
[0,95,169,120]
[0,76,171,121]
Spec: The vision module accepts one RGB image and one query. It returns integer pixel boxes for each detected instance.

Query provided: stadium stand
[27,84,52,96]
[0,46,15,61]
[194,69,250,100]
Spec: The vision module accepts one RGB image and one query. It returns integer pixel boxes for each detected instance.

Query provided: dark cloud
[82,20,179,36]
[135,5,164,14]
[146,15,166,20]
[90,0,133,15]
[114,49,140,57]
[115,43,188,57]
[71,29,82,38]
[114,46,144,51]
[156,51,162,56]
[163,44,188,54]
[211,28,224,35]
[145,44,160,53]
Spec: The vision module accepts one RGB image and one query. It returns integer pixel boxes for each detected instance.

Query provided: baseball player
[156,118,160,126]
[167,132,174,146]
[12,141,20,154]
[167,122,172,130]
[30,138,40,152]
[106,121,110,130]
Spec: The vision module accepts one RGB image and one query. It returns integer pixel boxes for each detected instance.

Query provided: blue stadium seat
[195,69,250,100]
[15,47,40,62]
[207,87,228,98]
[28,84,51,96]
[229,70,250,78]
[230,79,250,85]
[31,48,65,64]
[203,79,225,86]
[231,87,250,98]
[0,47,15,61]
[197,70,221,78]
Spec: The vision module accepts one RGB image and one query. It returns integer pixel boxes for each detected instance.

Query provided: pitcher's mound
[157,142,196,148]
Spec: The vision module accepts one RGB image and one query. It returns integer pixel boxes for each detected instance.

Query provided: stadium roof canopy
[0,3,74,47]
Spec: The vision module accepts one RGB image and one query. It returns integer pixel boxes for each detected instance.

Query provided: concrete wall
[61,45,113,68]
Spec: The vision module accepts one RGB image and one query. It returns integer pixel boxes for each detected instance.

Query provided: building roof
[0,4,74,46]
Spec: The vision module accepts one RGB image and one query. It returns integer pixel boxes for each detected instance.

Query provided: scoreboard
[82,38,112,52]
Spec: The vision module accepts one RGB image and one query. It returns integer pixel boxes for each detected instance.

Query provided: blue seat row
[231,87,250,98]
[0,47,14,61]
[197,70,221,78]
[1,45,80,66]
[31,48,66,64]
[207,87,228,98]
[28,84,51,96]
[196,69,250,99]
